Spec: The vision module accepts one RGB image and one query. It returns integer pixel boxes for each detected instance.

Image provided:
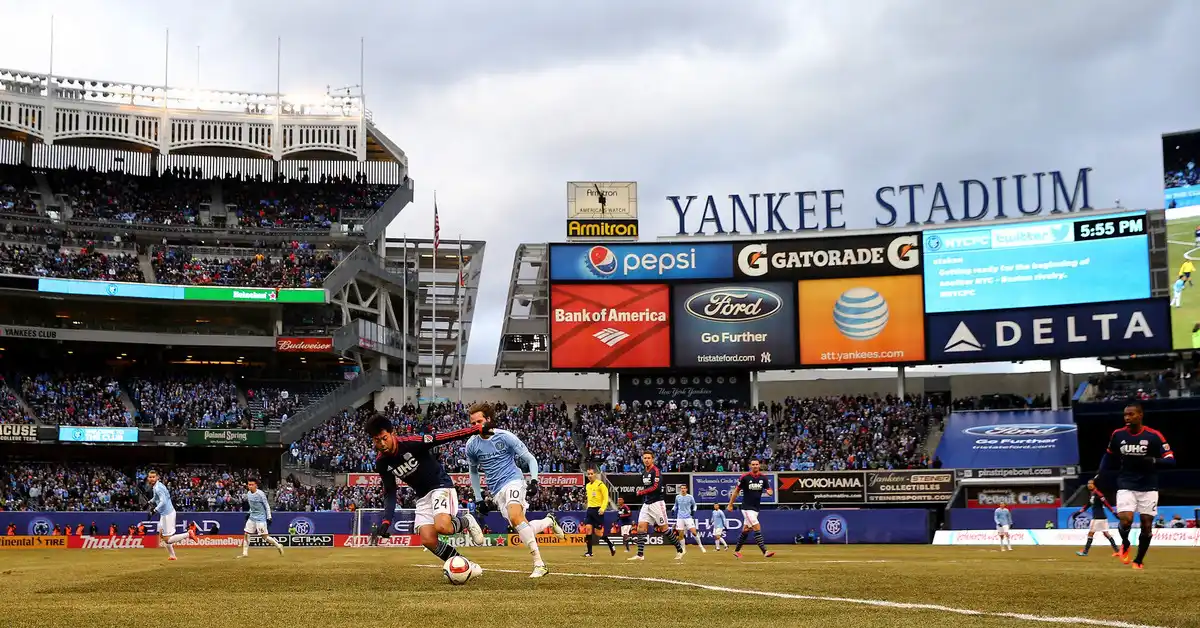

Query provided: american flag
[433,203,440,251]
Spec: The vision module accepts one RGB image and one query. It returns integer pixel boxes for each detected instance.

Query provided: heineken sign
[188,429,267,446]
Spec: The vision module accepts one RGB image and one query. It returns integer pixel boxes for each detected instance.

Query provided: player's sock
[601,534,615,551]
[735,530,748,552]
[1105,534,1119,552]
[692,533,705,550]
[637,533,647,557]
[663,529,683,553]
[243,533,250,556]
[622,534,630,550]
[448,512,467,534]
[1133,528,1152,564]
[585,534,594,555]
[167,532,189,544]
[516,522,544,566]
[529,518,552,535]
[1119,523,1132,552]
[1083,537,1093,553]
[430,540,460,562]
[753,531,768,554]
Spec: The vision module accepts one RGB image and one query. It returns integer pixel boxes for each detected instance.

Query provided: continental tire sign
[0,424,38,442]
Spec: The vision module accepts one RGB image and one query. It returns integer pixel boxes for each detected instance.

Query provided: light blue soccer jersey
[152,481,175,517]
[1175,278,1185,295]
[711,509,728,530]
[674,494,697,519]
[994,507,1012,527]
[246,489,272,523]
[466,429,539,501]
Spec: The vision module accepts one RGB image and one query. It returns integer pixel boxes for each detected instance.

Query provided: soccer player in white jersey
[994,502,1014,551]
[467,402,566,578]
[147,470,197,560]
[711,504,729,551]
[238,479,284,558]
[673,485,705,553]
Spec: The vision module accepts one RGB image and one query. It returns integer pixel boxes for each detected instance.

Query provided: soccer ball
[443,556,473,585]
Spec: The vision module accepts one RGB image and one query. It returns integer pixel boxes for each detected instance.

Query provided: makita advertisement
[926,298,1170,363]
[934,410,1080,469]
[690,473,778,505]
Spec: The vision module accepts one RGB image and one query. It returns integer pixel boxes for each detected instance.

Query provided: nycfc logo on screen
[964,424,1077,436]
[737,235,919,277]
[834,288,889,340]
[29,517,53,536]
[822,514,847,539]
[684,287,781,323]
[289,517,315,535]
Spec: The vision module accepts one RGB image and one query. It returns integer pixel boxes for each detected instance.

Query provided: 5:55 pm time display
[1073,214,1148,241]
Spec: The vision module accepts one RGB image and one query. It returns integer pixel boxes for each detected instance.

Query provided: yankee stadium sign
[668,167,1093,234]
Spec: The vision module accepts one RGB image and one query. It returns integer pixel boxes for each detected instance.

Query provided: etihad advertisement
[798,275,925,366]
[550,284,671,370]
[671,282,797,369]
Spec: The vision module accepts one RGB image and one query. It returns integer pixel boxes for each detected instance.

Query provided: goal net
[353,508,419,537]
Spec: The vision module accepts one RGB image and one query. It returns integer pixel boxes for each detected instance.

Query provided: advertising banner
[617,372,750,408]
[58,426,139,443]
[797,275,925,366]
[507,533,588,547]
[934,528,1200,547]
[549,243,733,282]
[6,512,361,537]
[922,211,1150,314]
[776,472,865,505]
[934,410,1079,469]
[671,282,797,369]
[337,534,420,548]
[446,473,584,489]
[187,429,267,446]
[36,278,325,303]
[68,535,157,550]
[0,536,68,550]
[690,473,778,505]
[607,473,690,504]
[1058,505,1198,529]
[276,337,333,352]
[927,299,1169,363]
[863,470,955,504]
[964,484,1062,509]
[954,467,1078,480]
[347,473,382,488]
[0,423,38,442]
[733,233,922,280]
[550,283,671,370]
[566,181,639,242]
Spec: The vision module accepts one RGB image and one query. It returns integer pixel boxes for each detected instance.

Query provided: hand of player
[527,479,539,498]
[148,510,156,520]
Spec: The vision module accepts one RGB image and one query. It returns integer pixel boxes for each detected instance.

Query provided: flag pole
[431,193,438,409]
[457,234,464,405]
[402,234,408,405]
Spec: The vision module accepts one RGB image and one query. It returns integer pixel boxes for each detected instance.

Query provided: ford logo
[684,286,781,322]
[963,424,1077,436]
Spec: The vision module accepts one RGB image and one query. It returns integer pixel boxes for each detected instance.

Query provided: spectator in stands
[131,376,248,430]
[21,374,131,427]
[0,242,143,282]
[771,396,938,471]
[1,379,34,424]
[151,244,335,288]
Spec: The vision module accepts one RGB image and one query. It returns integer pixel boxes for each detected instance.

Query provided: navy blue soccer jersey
[376,425,481,521]
[737,472,769,510]
[1106,426,1174,491]
[637,466,666,504]
[1081,490,1112,519]
[617,505,632,522]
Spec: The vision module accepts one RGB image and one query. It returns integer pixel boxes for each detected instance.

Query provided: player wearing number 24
[366,414,486,579]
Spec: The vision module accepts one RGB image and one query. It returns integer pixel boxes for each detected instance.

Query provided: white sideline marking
[416,565,1165,628]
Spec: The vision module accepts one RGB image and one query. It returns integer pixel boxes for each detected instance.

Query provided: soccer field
[1166,216,1200,348]
[2,545,1197,628]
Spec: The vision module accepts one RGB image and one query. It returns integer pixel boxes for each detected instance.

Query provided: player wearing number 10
[467,402,566,579]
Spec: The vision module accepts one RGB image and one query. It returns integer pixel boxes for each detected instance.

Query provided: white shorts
[244,520,269,535]
[492,479,528,515]
[620,524,632,535]
[158,512,177,536]
[637,501,669,528]
[713,527,725,537]
[743,510,760,528]
[1116,489,1158,516]
[675,517,697,531]
[1089,519,1111,533]
[415,488,459,530]
[996,524,1010,534]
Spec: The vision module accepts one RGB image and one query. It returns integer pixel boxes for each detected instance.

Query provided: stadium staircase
[137,252,157,283]
[3,383,41,423]
[360,170,414,243]
[32,171,56,215]
[276,369,400,444]
[923,421,945,459]
[322,244,413,296]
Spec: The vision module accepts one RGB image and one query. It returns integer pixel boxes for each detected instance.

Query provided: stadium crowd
[20,374,132,427]
[771,396,939,471]
[0,242,144,282]
[1,381,33,424]
[47,168,211,225]
[151,244,336,288]
[0,165,38,215]
[129,376,249,430]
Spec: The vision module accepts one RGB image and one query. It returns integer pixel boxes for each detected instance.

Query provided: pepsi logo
[684,287,781,323]
[587,246,618,276]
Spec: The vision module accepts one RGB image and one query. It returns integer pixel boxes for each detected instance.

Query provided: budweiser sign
[276,337,333,352]
[72,535,154,550]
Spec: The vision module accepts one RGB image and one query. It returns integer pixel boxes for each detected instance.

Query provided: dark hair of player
[468,402,495,420]
[642,450,654,457]
[364,413,394,436]
[1125,401,1144,414]
[247,478,258,485]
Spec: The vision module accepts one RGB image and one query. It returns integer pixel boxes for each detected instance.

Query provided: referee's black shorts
[585,507,605,530]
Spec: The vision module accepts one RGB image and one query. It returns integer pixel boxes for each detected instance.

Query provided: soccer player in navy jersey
[1095,402,1175,569]
[727,459,775,559]
[1074,479,1120,557]
[616,498,633,552]
[366,414,485,577]
[628,451,685,561]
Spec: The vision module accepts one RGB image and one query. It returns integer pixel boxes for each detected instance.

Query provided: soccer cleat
[733,551,743,559]
[470,561,484,578]
[627,555,644,561]
[530,565,549,578]
[235,554,247,559]
[1076,551,1088,556]
[674,552,684,561]
[1121,551,1133,565]
[276,544,285,556]
[679,545,687,556]
[168,556,178,561]
[609,545,616,557]
[546,513,567,540]
[583,553,594,558]
[764,551,776,558]
[1111,551,1122,558]
[463,513,485,546]
[1132,563,1144,570]
[700,546,707,553]
[188,528,199,542]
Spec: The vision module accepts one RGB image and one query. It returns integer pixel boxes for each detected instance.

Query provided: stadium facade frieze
[0,324,276,348]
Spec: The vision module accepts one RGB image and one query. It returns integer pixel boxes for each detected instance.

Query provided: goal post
[353,508,417,537]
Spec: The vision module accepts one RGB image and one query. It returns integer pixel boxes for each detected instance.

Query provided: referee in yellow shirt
[1180,260,1195,287]
[584,467,617,557]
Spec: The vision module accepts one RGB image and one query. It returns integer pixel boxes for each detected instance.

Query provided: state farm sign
[276,337,333,352]
[347,473,382,487]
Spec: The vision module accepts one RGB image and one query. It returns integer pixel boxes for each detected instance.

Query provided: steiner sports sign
[276,337,333,352]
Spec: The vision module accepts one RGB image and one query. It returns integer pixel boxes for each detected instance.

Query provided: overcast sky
[1,0,1195,365]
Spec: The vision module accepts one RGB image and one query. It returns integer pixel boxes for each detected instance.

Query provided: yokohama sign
[276,337,333,352]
